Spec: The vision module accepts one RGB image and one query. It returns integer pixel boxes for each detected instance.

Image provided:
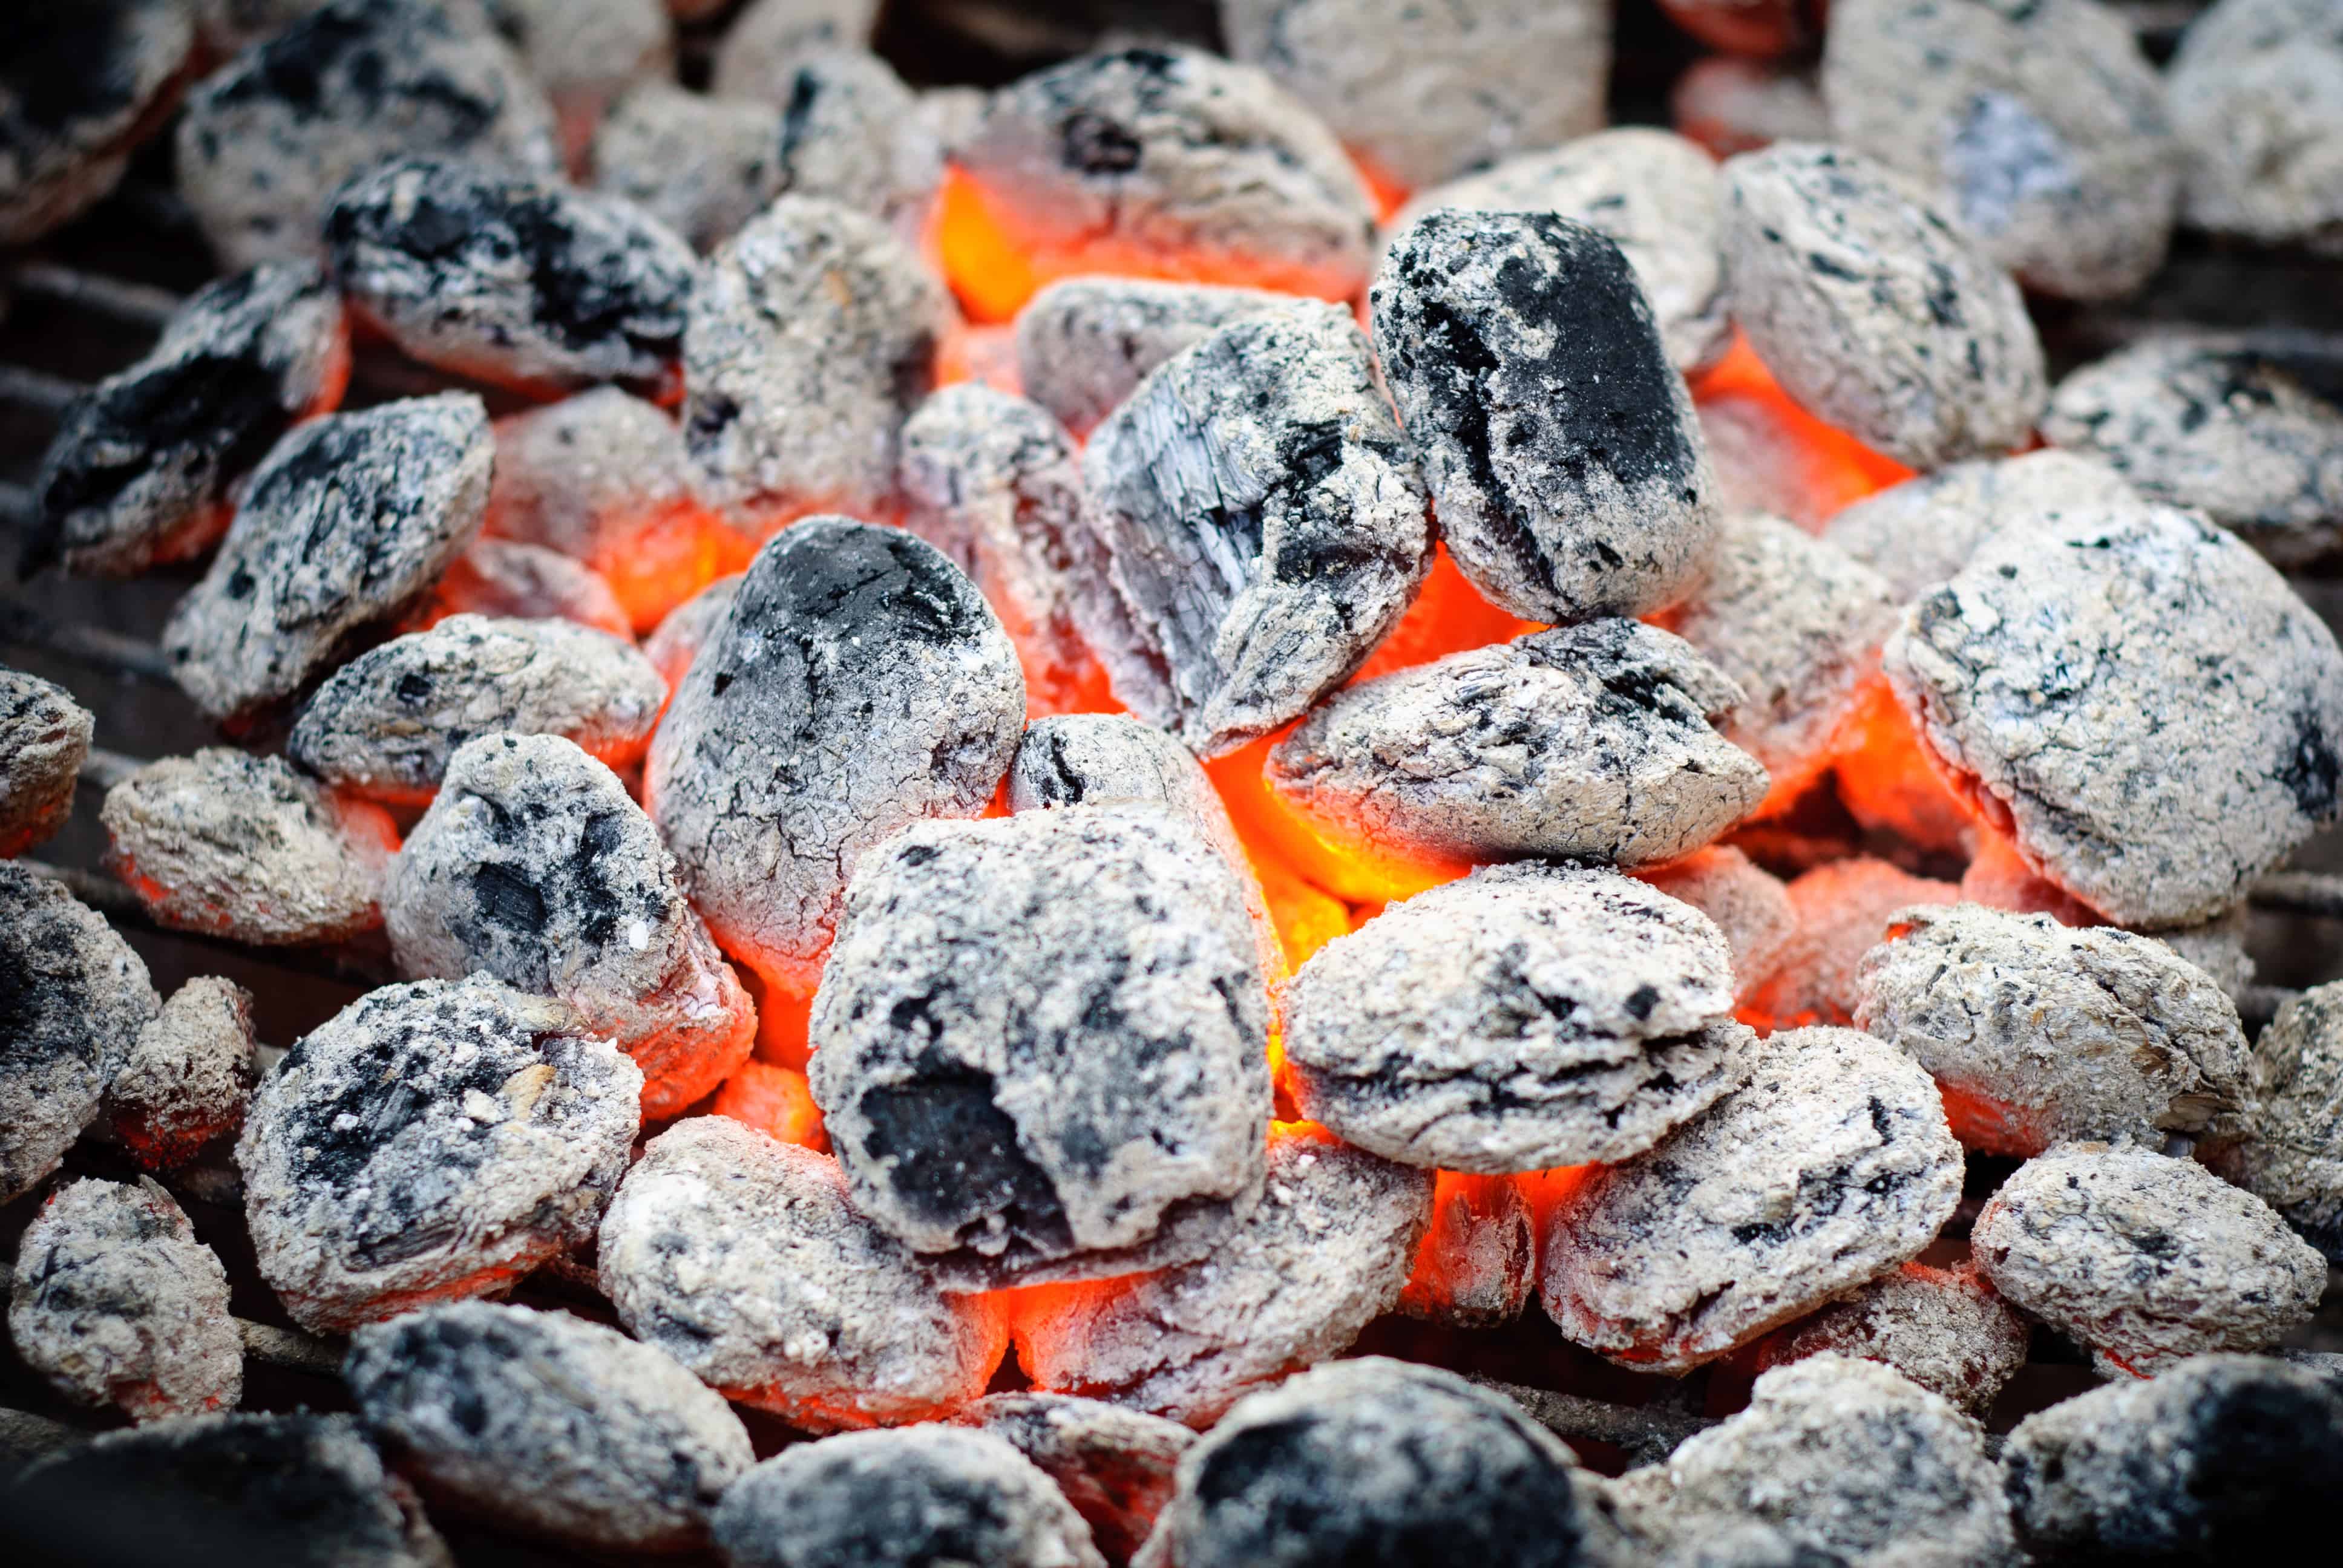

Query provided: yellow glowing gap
[933,166,1040,325]
[1207,733,1473,907]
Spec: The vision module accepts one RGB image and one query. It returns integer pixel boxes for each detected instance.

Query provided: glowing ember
[1830,673,1976,854]
[1398,1171,1535,1328]
[712,1060,828,1151]
[1691,333,1913,531]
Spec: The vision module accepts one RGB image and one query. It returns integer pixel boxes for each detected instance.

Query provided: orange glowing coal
[1208,733,1473,909]
[713,1059,829,1151]
[1691,333,1913,529]
[578,503,756,636]
[1398,1169,1535,1326]
[110,791,401,936]
[1830,673,1976,854]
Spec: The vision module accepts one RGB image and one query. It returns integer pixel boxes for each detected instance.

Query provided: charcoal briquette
[1740,858,1959,1032]
[1011,277,1288,438]
[485,387,698,560]
[1633,846,1795,1005]
[421,537,633,638]
[1820,448,2141,603]
[2169,0,2343,256]
[478,0,670,169]
[0,1,191,246]
[710,0,880,101]
[0,667,92,858]
[957,1394,1193,1566]
[1745,1261,2030,1417]
[713,50,939,241]
[194,1,339,53]
[643,572,740,690]
[104,976,258,1172]
[592,83,798,255]
[2203,978,2343,1259]
[2151,906,2259,1005]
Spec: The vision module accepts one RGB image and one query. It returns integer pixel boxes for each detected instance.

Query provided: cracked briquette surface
[1011,278,1289,438]
[28,261,348,578]
[1883,504,2343,927]
[957,1394,1193,1566]
[710,0,880,101]
[1745,1261,2030,1416]
[1632,846,1795,1004]
[288,614,663,801]
[2203,979,2343,1259]
[1386,129,1731,375]
[386,734,753,1119]
[325,155,696,395]
[345,1299,752,1553]
[0,1,190,246]
[1282,863,1755,1173]
[1078,300,1430,756]
[1539,1027,1962,1373]
[0,865,157,1203]
[598,1116,1007,1431]
[487,388,695,559]
[1740,858,1961,1031]
[1971,1141,2325,1376]
[160,393,492,727]
[646,518,1024,993]
[809,809,1273,1289]
[643,573,740,689]
[1820,0,2178,299]
[1820,448,2141,603]
[2168,0,2343,255]
[1265,620,1770,869]
[176,0,559,269]
[1371,209,1719,624]
[1720,143,2046,469]
[104,976,258,1172]
[237,975,641,1334]
[0,667,91,858]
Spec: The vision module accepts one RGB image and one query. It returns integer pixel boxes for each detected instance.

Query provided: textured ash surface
[1741,859,1960,1030]
[1011,278,1288,437]
[289,614,663,801]
[1372,210,1718,624]
[237,976,641,1333]
[1883,505,2343,926]
[479,0,669,143]
[1540,1027,1962,1372]
[1972,1142,2326,1376]
[1266,621,1768,869]
[2169,0,2343,254]
[346,1299,752,1553]
[643,573,739,689]
[104,976,258,1171]
[1720,143,2047,469]
[646,518,1024,993]
[599,1117,1006,1430]
[0,1,189,246]
[1633,847,1795,1004]
[710,0,880,100]
[29,261,348,578]
[0,667,91,858]
[2204,979,2343,1258]
[957,1394,1192,1566]
[486,388,695,560]
[2151,906,2259,1003]
[592,83,792,255]
[1746,1261,2029,1416]
[161,393,492,727]
[1820,449,2141,603]
[712,50,937,240]
[1078,301,1429,756]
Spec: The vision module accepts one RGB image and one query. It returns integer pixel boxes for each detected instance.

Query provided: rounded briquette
[1820,448,2140,603]
[1745,1261,2030,1416]
[1632,846,1795,1005]
[956,1394,1194,1566]
[0,1,191,246]
[2168,0,2343,255]
[1011,277,1289,438]
[104,976,258,1171]
[721,50,939,240]
[643,573,740,690]
[592,83,794,255]
[0,667,92,858]
[481,0,670,159]
[710,0,880,101]
[485,387,696,561]
[2204,979,2343,1259]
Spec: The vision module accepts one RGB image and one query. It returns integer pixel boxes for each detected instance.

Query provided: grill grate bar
[0,362,84,417]
[6,260,182,330]
[0,599,176,682]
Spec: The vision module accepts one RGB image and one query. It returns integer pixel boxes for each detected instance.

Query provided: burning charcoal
[1972,1142,2325,1377]
[2169,0,2343,255]
[1076,302,1429,753]
[1011,277,1286,438]
[386,734,756,1118]
[104,977,259,1172]
[1884,505,2343,927]
[2152,907,2258,1004]
[1398,1171,1536,1328]
[8,1177,241,1424]
[237,975,641,1333]
[1657,0,1807,54]
[1745,1261,2030,1416]
[1853,904,2253,1155]
[1633,846,1795,1005]
[1740,858,1959,1031]
[593,84,794,254]
[101,749,398,944]
[712,1059,827,1149]
[479,0,672,170]
[956,1396,1189,1567]
[2204,980,2343,1259]
[1720,143,2047,469]
[710,0,880,99]
[1540,1027,1962,1372]
[2040,339,2343,568]
[487,388,694,555]
[1372,210,1719,624]
[27,261,351,580]
[345,1299,753,1553]
[418,538,634,638]
[0,668,91,858]
[0,2,191,246]
[721,51,940,240]
[1820,448,2141,603]
[1018,1125,1433,1425]
[644,573,740,691]
[598,1117,1006,1429]
[920,86,986,155]
[647,518,1024,996]
[712,1426,1106,1568]
[1673,56,1828,160]
[682,197,948,527]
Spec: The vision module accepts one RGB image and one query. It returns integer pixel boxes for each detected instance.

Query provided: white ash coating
[592,84,790,255]
[2149,906,2258,1004]
[2040,338,2343,569]
[1633,846,1795,1004]
[386,734,754,1119]
[480,0,670,133]
[1820,448,2141,603]
[1747,1261,2030,1416]
[0,0,190,246]
[8,1176,241,1424]
[487,388,695,560]
[1399,1171,1536,1328]
[1720,143,2048,470]
[1386,129,1733,376]
[1883,504,2343,927]
[29,261,347,579]
[681,196,948,523]
[0,667,91,858]
[1540,1027,1963,1373]
[1673,56,1829,158]
[344,1299,753,1553]
[710,0,879,101]
[160,393,492,727]
[1372,210,1720,624]
[176,0,560,269]
[1972,1141,2325,1376]
[1020,1128,1433,1426]
[598,1117,1007,1431]
[646,518,1024,993]
[288,614,663,801]
[1265,621,1770,869]
[644,573,740,688]
[2203,979,2343,1259]
[2168,0,2343,255]
[712,1426,1106,1568]
[1283,863,1755,1172]
[101,748,392,945]
[104,976,258,1171]
[237,975,641,1334]
[956,1394,1193,1565]
[1742,858,1960,1031]
[1012,277,1288,437]
[436,536,632,637]
[920,86,986,157]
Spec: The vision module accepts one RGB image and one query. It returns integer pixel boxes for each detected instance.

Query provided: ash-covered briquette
[345,1299,753,1553]
[8,1177,241,1424]
[810,809,1271,1289]
[958,1394,1193,1566]
[1078,302,1430,756]
[2152,906,2259,1004]
[1853,904,2254,1155]
[647,518,1024,994]
[485,387,696,559]
[1011,278,1288,438]
[28,261,349,580]
[1372,210,1719,625]
[1265,621,1769,870]
[386,734,755,1118]
[593,85,795,255]
[1540,1027,1962,1373]
[643,573,740,690]
[421,537,633,637]
[237,975,641,1334]
[710,0,880,100]
[1972,1142,2326,1377]
[161,393,492,728]
[1283,864,1755,1172]
[598,1117,1006,1430]
[1720,143,2048,470]
[1633,846,1795,1005]
[0,668,91,858]
[1746,1261,2030,1417]
[104,977,258,1172]
[101,749,395,945]
[1740,858,1960,1031]
[2204,980,2343,1259]
[1885,505,2343,927]
[287,614,663,803]
[1398,1171,1536,1328]
[2169,0,2343,256]
[2039,339,2343,568]
[0,1,190,246]
[1672,55,1829,160]
[1820,448,2141,603]
[326,155,696,396]
[477,0,670,166]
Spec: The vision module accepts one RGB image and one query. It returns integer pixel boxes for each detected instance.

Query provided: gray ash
[2169,0,2343,256]
[0,667,92,859]
[0,0,191,247]
[104,976,258,1173]
[483,387,697,563]
[1745,1260,2030,1417]
[1820,449,2140,604]
[592,83,798,255]
[955,1394,1193,1566]
[1632,846,1795,1006]
[643,572,740,691]
[710,0,881,101]
[1739,858,1959,1032]
[2203,978,2343,1260]
[425,537,633,638]
[1011,277,1288,438]
[713,50,937,241]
